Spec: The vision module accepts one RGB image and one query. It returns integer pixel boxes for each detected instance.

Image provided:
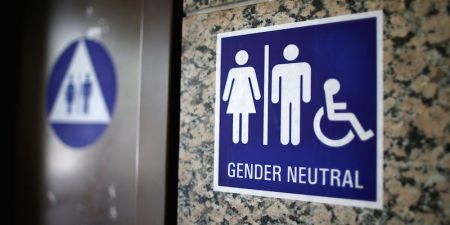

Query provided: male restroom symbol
[222,50,261,144]
[82,74,92,114]
[271,44,311,145]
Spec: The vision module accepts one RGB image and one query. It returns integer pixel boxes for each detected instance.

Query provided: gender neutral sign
[47,38,117,148]
[214,11,383,208]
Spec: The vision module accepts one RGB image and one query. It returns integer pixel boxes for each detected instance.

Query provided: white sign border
[214,10,383,209]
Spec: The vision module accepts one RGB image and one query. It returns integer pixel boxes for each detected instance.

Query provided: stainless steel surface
[16,0,175,224]
[136,0,174,224]
[43,1,142,224]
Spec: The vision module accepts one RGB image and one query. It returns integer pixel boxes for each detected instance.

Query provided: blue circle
[46,38,117,148]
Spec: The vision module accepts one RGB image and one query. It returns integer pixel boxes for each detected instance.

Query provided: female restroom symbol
[222,50,261,144]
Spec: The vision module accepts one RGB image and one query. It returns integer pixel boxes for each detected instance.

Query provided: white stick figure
[271,44,311,145]
[313,78,373,147]
[223,50,261,144]
[323,78,374,140]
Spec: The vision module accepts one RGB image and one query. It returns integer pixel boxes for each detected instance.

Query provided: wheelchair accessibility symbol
[313,79,374,147]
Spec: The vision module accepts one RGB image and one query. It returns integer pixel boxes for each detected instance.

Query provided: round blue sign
[46,38,117,148]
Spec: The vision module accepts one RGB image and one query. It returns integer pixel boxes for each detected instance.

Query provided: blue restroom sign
[214,11,383,208]
[47,38,117,148]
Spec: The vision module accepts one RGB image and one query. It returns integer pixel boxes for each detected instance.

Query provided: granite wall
[178,0,450,224]
[184,0,237,12]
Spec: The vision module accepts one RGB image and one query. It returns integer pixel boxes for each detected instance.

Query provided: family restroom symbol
[222,44,373,147]
[65,73,92,115]
[47,38,117,148]
[49,40,111,124]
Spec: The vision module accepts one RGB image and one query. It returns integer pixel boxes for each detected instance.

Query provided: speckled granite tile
[178,0,450,224]
[184,0,241,14]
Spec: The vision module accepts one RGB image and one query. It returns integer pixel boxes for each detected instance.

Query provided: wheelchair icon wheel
[313,107,355,147]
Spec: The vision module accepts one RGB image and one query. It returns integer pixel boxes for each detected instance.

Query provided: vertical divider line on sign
[263,45,269,145]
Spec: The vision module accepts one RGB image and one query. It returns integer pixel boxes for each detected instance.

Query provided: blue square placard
[214,11,383,208]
